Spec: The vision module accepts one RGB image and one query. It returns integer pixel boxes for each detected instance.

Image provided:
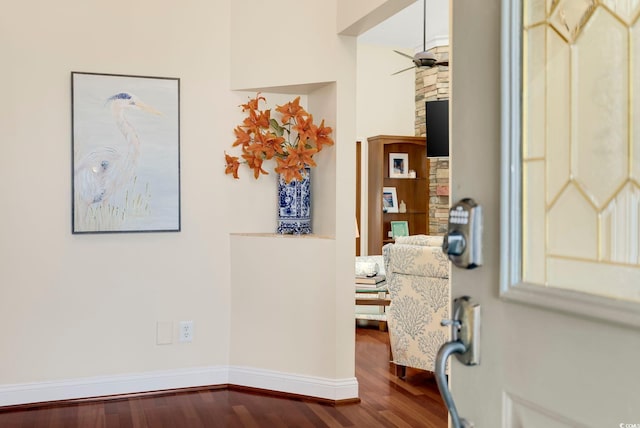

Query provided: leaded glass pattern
[522,0,640,301]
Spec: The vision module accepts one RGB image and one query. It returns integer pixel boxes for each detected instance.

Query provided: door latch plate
[452,296,481,366]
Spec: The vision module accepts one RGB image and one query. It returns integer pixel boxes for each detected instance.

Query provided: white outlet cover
[179,320,193,343]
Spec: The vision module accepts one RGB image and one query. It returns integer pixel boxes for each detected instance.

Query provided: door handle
[435,296,480,428]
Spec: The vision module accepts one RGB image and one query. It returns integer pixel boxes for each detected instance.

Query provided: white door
[447,0,640,426]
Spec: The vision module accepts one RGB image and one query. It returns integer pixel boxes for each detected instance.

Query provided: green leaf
[270,119,284,137]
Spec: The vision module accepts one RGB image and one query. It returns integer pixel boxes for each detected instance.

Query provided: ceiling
[357,0,448,52]
[357,1,423,49]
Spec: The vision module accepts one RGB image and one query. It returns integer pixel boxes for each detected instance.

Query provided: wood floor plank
[128,399,149,428]
[0,410,24,428]
[232,404,260,428]
[263,412,291,428]
[305,402,345,428]
[335,402,394,428]
[311,402,354,427]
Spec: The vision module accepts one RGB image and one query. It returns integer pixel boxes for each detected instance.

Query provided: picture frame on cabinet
[382,187,398,213]
[391,221,409,238]
[389,152,409,178]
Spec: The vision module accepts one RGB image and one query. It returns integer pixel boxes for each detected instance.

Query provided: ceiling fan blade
[393,50,414,60]
[391,65,416,76]
[435,52,450,66]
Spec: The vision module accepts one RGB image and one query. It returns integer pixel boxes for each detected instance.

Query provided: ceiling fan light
[415,58,436,67]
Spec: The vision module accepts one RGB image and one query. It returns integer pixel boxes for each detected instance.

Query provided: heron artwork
[71,72,181,233]
[74,92,160,231]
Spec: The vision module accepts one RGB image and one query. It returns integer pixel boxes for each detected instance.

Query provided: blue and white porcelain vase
[276,167,311,234]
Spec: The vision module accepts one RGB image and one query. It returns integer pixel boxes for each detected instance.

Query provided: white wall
[356,44,415,142]
[0,0,233,389]
[356,43,416,254]
[0,0,398,406]
[230,1,340,91]
[227,0,360,391]
[230,235,337,375]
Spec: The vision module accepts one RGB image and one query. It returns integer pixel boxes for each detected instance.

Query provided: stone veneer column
[415,45,450,236]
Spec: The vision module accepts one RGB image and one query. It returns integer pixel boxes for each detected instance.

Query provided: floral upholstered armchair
[383,235,450,377]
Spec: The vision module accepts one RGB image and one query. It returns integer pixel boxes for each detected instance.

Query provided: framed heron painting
[71,72,180,234]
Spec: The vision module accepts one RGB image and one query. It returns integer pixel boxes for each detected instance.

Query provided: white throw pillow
[355,261,379,277]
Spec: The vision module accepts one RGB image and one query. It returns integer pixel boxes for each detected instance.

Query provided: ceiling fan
[392,0,448,75]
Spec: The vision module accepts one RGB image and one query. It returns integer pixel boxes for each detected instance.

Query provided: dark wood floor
[0,327,447,427]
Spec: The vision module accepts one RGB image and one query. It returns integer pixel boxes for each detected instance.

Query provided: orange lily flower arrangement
[224,93,334,183]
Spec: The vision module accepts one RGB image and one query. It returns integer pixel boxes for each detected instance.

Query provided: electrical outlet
[179,321,194,343]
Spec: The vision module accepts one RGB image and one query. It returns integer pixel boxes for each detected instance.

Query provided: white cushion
[355,255,385,276]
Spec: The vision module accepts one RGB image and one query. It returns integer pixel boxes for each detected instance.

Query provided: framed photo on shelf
[389,152,409,178]
[391,221,409,238]
[382,187,399,213]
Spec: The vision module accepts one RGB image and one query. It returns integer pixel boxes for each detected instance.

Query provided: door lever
[435,296,480,428]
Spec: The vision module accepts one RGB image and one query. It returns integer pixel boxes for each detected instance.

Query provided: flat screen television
[425,99,449,157]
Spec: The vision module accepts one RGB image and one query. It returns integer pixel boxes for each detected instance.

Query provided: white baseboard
[0,366,359,407]
[228,366,359,401]
[0,366,228,407]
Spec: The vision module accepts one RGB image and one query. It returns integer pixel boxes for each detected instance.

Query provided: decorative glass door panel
[522,0,640,302]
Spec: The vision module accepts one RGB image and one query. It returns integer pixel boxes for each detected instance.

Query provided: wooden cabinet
[367,135,429,255]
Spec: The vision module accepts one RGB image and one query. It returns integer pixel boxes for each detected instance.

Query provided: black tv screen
[425,100,449,157]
